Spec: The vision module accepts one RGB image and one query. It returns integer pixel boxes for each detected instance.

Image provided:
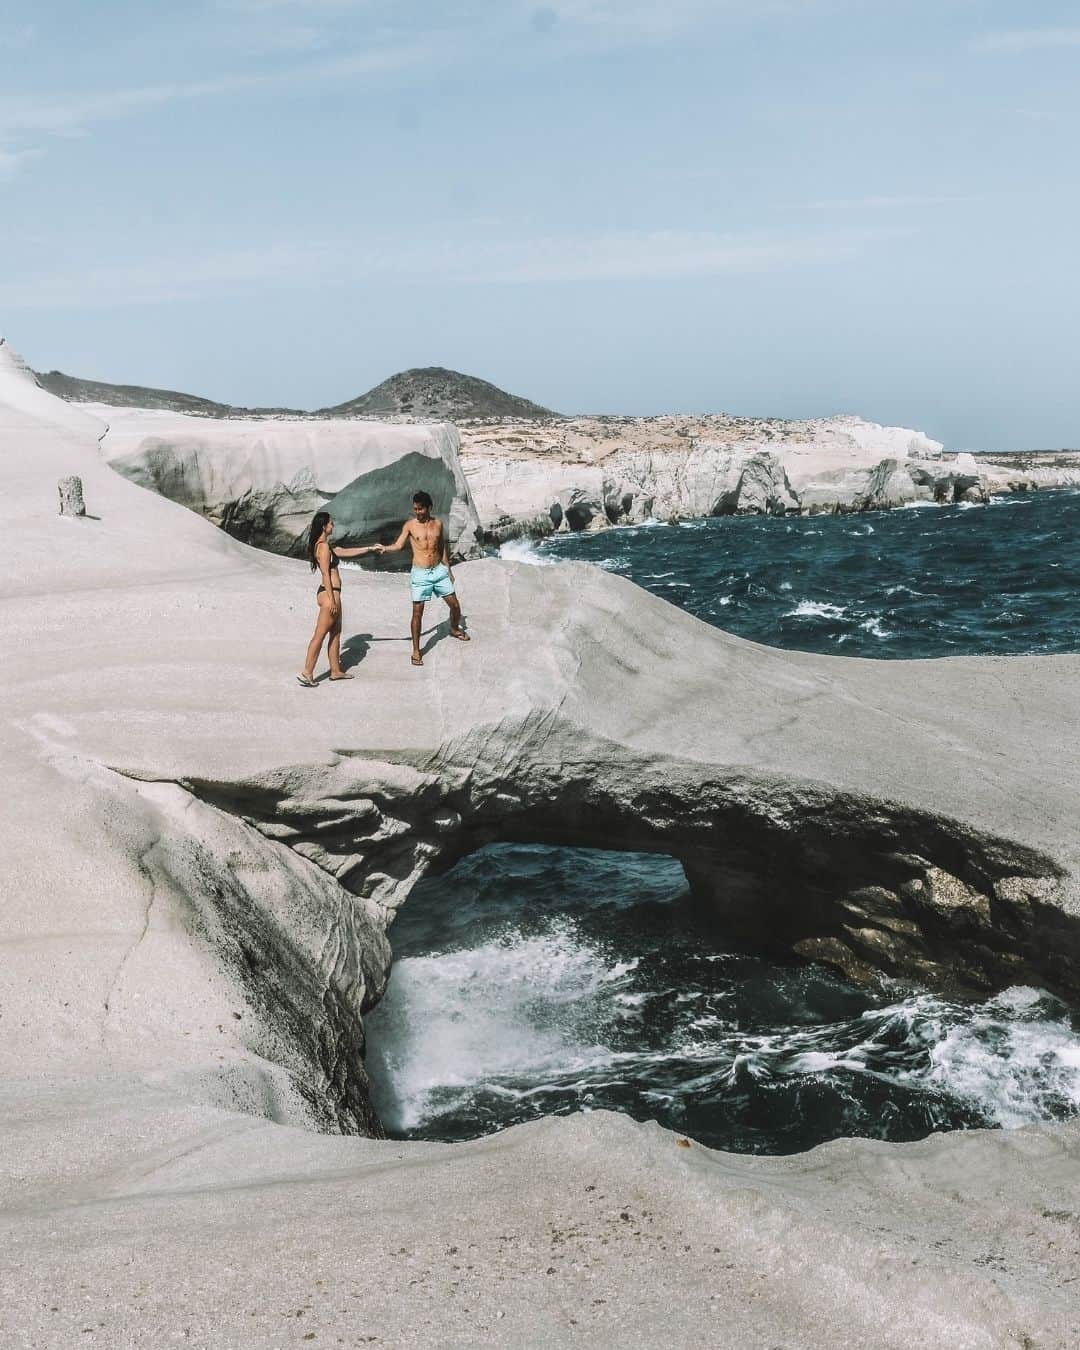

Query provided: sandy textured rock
[99,403,483,557]
[3,337,1080,1347]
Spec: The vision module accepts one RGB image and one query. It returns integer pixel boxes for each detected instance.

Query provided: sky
[2,1,1078,448]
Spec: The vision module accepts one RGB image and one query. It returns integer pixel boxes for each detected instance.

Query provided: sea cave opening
[363,842,1080,1156]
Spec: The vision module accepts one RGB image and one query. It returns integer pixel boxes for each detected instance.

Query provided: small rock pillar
[58,476,86,517]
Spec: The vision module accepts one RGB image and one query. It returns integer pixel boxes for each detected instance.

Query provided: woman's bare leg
[328,608,349,677]
[302,598,335,680]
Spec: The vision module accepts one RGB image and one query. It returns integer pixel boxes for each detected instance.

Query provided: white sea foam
[786,600,848,620]
[859,616,890,639]
[366,920,628,1131]
[851,988,1080,1129]
[498,538,555,566]
[920,991,1080,1128]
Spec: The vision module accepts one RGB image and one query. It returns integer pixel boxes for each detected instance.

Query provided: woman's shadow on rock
[339,633,372,672]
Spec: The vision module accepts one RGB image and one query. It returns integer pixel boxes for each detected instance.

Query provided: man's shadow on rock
[336,611,469,672]
[418,614,469,659]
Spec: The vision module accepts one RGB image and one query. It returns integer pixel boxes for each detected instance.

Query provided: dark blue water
[527,490,1080,658]
[367,491,1080,1154]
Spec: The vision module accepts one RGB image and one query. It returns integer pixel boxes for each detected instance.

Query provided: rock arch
[184,735,1078,1027]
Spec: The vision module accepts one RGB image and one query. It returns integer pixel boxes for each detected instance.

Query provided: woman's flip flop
[296,674,319,688]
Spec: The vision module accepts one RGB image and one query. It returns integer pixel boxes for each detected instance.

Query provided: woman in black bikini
[297,511,382,687]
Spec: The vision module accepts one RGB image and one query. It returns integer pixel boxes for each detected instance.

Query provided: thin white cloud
[802,194,958,211]
[0,244,324,309]
[975,27,1080,53]
[0,23,36,50]
[448,228,865,283]
[0,148,43,180]
[0,227,876,309]
[0,46,429,141]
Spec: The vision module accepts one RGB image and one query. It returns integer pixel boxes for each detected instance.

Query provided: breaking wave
[366,844,1080,1154]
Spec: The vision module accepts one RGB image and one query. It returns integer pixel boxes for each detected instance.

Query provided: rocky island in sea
[4,337,1080,1347]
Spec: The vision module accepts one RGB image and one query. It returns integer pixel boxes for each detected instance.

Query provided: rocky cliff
[459,413,1017,541]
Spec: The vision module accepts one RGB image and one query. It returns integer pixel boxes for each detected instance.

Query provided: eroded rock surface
[4,337,1080,1347]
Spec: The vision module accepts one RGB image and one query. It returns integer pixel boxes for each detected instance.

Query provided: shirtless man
[380,490,470,665]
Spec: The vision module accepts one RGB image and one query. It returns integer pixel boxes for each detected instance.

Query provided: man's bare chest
[411,523,441,549]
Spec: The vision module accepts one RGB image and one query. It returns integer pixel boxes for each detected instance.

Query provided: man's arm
[381,522,413,554]
[440,521,453,577]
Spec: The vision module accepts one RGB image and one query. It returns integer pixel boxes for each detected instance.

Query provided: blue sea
[521,488,1080,659]
[367,489,1080,1155]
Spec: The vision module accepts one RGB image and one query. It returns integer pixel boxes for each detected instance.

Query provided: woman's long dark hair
[307,511,331,571]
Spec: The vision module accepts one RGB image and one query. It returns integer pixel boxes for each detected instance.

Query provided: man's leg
[445,592,470,640]
[411,600,425,664]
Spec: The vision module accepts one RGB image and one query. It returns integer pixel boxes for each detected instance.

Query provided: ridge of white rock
[3,336,1080,1346]
[458,411,1079,541]
[98,403,484,557]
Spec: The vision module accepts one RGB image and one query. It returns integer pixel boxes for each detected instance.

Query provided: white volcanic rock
[727,451,800,514]
[4,337,1080,1346]
[459,412,1078,539]
[99,404,483,557]
[979,451,1080,495]
[460,412,957,539]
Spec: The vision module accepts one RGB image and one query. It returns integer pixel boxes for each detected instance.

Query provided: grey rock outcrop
[720,452,800,515]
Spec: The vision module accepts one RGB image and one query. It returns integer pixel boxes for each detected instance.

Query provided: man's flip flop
[296,674,319,688]
[411,655,423,666]
[329,672,355,680]
[450,631,471,642]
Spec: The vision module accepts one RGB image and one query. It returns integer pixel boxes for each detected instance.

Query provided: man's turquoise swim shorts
[410,563,456,603]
